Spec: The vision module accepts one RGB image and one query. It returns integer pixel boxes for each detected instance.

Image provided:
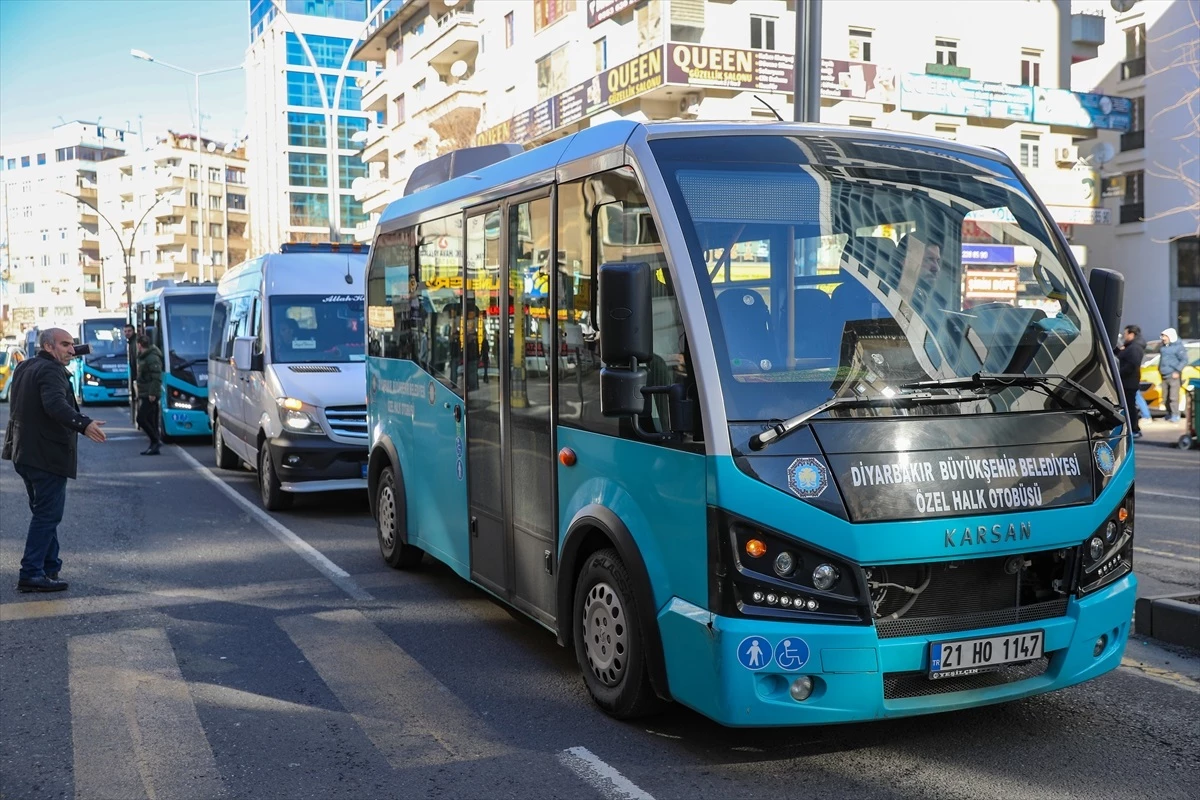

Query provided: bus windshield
[270,294,365,364]
[79,319,127,365]
[648,134,1118,423]
[164,296,214,385]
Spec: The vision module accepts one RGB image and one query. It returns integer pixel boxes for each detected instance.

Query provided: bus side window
[366,227,417,361]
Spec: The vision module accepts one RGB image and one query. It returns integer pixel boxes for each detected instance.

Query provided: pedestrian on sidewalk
[134,334,164,455]
[1116,324,1146,439]
[1158,327,1187,423]
[1,328,107,593]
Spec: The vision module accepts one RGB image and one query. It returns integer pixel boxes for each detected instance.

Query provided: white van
[208,243,369,510]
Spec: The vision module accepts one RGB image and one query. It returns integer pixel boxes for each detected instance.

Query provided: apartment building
[0,121,131,332]
[351,0,1129,262]
[96,132,251,306]
[244,0,392,253]
[1071,0,1199,338]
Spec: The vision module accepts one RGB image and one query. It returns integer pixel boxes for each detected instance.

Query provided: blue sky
[0,0,250,147]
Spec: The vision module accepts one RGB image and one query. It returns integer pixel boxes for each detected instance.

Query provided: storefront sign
[1046,206,1112,225]
[961,244,1016,264]
[666,43,791,92]
[901,74,1034,121]
[587,0,643,27]
[1032,88,1131,131]
[964,268,1020,301]
[821,59,897,104]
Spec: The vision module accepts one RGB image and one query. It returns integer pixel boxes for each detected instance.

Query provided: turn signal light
[745,539,767,558]
[1117,507,1128,522]
[282,397,303,411]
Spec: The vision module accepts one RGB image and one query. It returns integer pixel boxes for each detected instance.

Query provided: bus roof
[136,284,218,304]
[376,120,1017,233]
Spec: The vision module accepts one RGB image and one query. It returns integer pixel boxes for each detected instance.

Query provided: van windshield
[648,134,1119,423]
[270,294,365,364]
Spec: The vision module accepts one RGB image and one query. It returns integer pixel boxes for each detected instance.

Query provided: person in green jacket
[134,334,164,455]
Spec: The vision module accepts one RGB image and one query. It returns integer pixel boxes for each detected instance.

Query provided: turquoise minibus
[134,283,216,438]
[363,121,1134,726]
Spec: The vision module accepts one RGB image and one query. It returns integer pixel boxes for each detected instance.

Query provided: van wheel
[258,444,292,511]
[376,467,423,568]
[573,549,662,720]
[212,418,238,469]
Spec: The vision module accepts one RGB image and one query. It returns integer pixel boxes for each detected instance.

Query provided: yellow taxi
[1140,339,1200,415]
[0,345,26,401]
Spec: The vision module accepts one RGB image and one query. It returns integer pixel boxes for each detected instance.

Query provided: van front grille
[326,405,367,439]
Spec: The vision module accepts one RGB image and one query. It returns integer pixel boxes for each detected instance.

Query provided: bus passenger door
[465,209,508,596]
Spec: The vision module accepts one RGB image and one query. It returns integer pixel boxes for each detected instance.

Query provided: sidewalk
[1134,415,1191,448]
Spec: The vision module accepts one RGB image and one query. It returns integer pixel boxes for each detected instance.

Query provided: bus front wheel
[573,549,662,720]
[376,467,423,569]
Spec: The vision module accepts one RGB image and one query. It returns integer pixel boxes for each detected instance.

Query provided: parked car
[0,345,26,401]
[1140,338,1200,416]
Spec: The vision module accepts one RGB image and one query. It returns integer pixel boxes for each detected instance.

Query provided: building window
[935,38,958,67]
[1120,169,1143,224]
[1122,24,1146,79]
[5,158,13,169]
[750,16,776,51]
[338,155,368,190]
[286,71,359,110]
[20,156,29,168]
[289,192,329,228]
[849,28,872,62]
[395,93,406,123]
[189,192,199,207]
[413,78,425,97]
[1179,301,1200,339]
[288,152,328,187]
[535,46,570,101]
[191,221,200,236]
[287,112,326,147]
[40,229,47,241]
[210,223,223,238]
[1020,49,1041,86]
[209,195,222,210]
[595,37,607,72]
[386,31,403,64]
[284,32,364,72]
[227,193,246,211]
[211,251,224,266]
[191,248,200,264]
[1019,134,1040,169]
[189,163,199,179]
[337,116,367,148]
[534,0,575,32]
[1120,96,1145,151]
[1176,236,1200,288]
[36,153,46,166]
[505,12,514,48]
[226,167,246,184]
[848,117,874,128]
[208,167,221,182]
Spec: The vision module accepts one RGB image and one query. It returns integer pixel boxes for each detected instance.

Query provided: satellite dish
[1089,141,1115,166]
[206,142,217,153]
[450,60,468,78]
[1111,0,1138,12]
[445,0,460,6]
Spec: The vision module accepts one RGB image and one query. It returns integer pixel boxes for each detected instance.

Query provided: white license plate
[113,389,129,397]
[929,630,1044,679]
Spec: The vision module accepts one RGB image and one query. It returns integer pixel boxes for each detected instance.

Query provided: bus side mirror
[232,336,260,373]
[598,262,652,417]
[1087,268,1124,348]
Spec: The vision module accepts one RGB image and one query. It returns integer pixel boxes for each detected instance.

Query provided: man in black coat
[1116,324,1146,440]
[1,328,107,592]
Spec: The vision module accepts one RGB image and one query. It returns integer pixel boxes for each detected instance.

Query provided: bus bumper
[163,408,211,438]
[656,573,1136,727]
[266,434,368,493]
[81,384,129,404]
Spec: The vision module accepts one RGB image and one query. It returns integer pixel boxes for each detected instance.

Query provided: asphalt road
[1,403,1197,800]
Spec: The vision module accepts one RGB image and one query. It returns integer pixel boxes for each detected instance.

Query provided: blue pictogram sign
[773,637,810,671]
[736,636,772,670]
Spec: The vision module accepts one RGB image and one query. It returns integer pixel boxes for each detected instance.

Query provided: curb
[1134,594,1200,650]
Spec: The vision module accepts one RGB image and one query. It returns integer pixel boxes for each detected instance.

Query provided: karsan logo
[945,521,1032,548]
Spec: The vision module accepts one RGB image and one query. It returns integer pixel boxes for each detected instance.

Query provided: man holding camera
[2,328,107,592]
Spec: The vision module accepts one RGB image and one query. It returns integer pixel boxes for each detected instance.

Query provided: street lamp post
[131,49,241,282]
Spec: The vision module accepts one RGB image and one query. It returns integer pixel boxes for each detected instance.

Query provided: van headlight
[277,397,322,434]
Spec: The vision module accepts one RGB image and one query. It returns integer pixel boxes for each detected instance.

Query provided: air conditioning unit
[1054,146,1079,165]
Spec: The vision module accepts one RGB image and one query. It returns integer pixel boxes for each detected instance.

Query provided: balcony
[1120,130,1144,152]
[360,66,389,114]
[1119,202,1144,224]
[1071,12,1105,62]
[360,125,390,165]
[156,170,185,191]
[154,226,189,247]
[418,78,485,132]
[1120,57,1146,81]
[425,10,480,69]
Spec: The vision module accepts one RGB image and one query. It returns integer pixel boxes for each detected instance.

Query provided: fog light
[812,563,839,591]
[774,550,796,577]
[1104,521,1117,544]
[789,676,814,702]
[1093,634,1108,657]
[806,598,819,611]
[285,455,301,466]
[745,539,767,559]
[1088,537,1104,561]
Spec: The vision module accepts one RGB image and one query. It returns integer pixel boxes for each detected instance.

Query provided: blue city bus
[134,284,217,438]
[363,121,1134,727]
[72,316,130,404]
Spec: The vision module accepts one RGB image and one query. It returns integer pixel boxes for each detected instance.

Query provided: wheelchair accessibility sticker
[773,637,810,671]
[737,636,772,670]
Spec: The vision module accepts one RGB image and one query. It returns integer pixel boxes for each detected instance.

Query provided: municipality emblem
[787,457,828,498]
[1093,441,1116,477]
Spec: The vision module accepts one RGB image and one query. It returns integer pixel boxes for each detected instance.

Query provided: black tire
[212,417,238,470]
[572,548,663,720]
[376,467,423,568]
[258,443,293,511]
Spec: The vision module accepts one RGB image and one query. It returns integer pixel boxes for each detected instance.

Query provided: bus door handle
[445,403,461,422]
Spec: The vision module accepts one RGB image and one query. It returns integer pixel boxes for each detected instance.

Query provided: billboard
[1032,88,1132,131]
[587,0,642,27]
[821,60,897,105]
[901,74,1034,121]
[665,43,792,93]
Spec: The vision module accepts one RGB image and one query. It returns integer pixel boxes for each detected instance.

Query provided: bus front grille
[326,405,367,439]
[883,656,1051,699]
[869,549,1073,640]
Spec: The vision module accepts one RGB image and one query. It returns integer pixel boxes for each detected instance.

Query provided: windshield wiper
[901,372,1123,429]
[748,390,986,451]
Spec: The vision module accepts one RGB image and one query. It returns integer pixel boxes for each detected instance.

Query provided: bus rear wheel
[573,548,662,720]
[376,467,423,569]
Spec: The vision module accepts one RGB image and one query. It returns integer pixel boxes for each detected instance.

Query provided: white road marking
[1136,489,1200,501]
[1133,546,1200,563]
[278,609,510,768]
[69,627,226,800]
[1137,512,1200,523]
[558,747,657,800]
[173,445,372,601]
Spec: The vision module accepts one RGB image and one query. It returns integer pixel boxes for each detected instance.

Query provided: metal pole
[196,72,205,283]
[792,0,823,123]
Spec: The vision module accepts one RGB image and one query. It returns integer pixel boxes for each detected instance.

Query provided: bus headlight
[1077,488,1134,595]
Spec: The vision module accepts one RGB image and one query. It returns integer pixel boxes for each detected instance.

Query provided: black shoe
[141,445,161,455]
[1132,431,1144,439]
[47,572,59,581]
[17,576,68,593]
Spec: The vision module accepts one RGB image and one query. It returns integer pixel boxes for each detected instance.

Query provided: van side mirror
[1087,268,1124,347]
[598,262,652,417]
[232,336,259,373]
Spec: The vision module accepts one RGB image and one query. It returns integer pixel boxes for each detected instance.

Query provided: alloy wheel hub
[583,581,628,687]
